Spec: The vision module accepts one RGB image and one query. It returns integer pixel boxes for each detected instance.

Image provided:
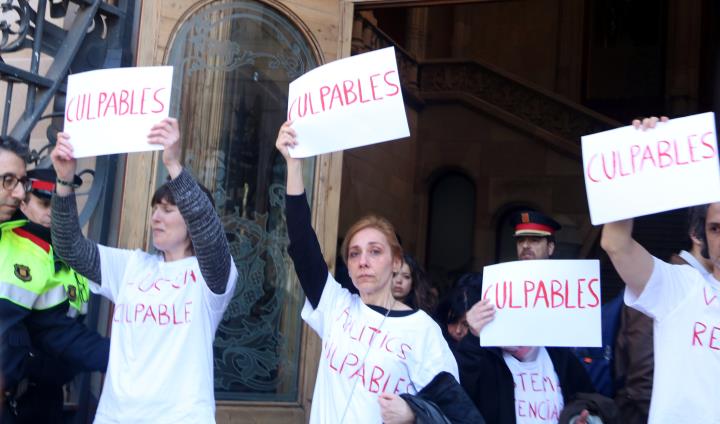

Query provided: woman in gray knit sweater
[50,118,238,423]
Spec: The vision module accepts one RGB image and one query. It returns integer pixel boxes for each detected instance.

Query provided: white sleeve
[301,272,350,336]
[408,316,459,390]
[625,256,705,321]
[95,245,136,302]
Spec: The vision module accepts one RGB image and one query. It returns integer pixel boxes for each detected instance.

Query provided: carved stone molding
[351,14,619,145]
[419,62,616,141]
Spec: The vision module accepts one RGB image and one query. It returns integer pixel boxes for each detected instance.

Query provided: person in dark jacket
[458,211,599,424]
[435,273,483,349]
[454,337,595,424]
[1,142,109,423]
[18,167,109,423]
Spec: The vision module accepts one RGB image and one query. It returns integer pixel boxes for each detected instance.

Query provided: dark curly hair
[399,254,438,314]
[436,272,483,326]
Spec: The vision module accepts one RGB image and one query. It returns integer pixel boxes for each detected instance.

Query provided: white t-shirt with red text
[503,348,564,424]
[625,257,720,424]
[90,246,237,424]
[301,273,458,424]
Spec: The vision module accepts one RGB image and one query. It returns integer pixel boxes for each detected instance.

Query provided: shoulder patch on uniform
[67,284,77,301]
[12,227,51,253]
[14,264,31,282]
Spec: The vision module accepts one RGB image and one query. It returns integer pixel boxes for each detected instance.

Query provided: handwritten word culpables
[65,88,167,122]
[585,132,716,183]
[482,278,600,310]
[287,70,400,121]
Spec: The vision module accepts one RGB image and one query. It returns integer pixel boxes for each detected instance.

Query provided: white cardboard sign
[64,66,173,158]
[480,259,601,347]
[286,47,410,158]
[582,112,720,225]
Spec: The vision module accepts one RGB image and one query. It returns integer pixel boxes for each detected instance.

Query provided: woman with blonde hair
[276,121,473,423]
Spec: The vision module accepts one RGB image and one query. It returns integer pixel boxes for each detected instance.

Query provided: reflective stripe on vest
[3,222,88,313]
[34,285,69,310]
[0,281,38,309]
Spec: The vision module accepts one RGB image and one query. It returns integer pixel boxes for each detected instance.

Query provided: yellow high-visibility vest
[0,220,89,312]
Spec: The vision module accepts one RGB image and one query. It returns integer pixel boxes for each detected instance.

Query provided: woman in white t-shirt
[275,121,460,424]
[50,118,237,423]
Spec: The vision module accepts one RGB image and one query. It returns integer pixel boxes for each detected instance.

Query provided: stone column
[404,7,428,60]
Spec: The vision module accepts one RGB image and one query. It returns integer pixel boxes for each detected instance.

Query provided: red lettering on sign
[587,132,718,184]
[701,132,716,158]
[384,70,400,96]
[486,278,601,310]
[151,88,166,113]
[369,73,383,101]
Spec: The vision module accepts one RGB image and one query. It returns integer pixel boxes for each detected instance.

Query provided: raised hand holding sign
[63,66,174,158]
[581,112,720,225]
[286,47,410,158]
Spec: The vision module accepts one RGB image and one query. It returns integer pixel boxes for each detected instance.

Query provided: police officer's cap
[27,167,82,199]
[512,211,561,237]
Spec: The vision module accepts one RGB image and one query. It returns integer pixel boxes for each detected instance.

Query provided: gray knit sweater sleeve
[166,168,232,294]
[51,193,102,284]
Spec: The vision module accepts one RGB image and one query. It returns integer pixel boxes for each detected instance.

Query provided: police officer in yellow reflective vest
[1,139,109,423]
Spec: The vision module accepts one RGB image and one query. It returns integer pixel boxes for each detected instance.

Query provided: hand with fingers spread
[147,117,182,178]
[631,115,669,131]
[378,393,415,424]
[50,133,78,197]
[466,298,496,337]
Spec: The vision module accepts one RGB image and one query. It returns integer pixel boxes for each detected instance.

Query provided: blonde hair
[341,214,403,264]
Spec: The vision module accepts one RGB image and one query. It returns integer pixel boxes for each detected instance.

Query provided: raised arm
[168,169,231,293]
[600,116,668,297]
[276,121,329,308]
[600,219,654,297]
[276,122,304,196]
[50,134,102,283]
[148,118,232,294]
